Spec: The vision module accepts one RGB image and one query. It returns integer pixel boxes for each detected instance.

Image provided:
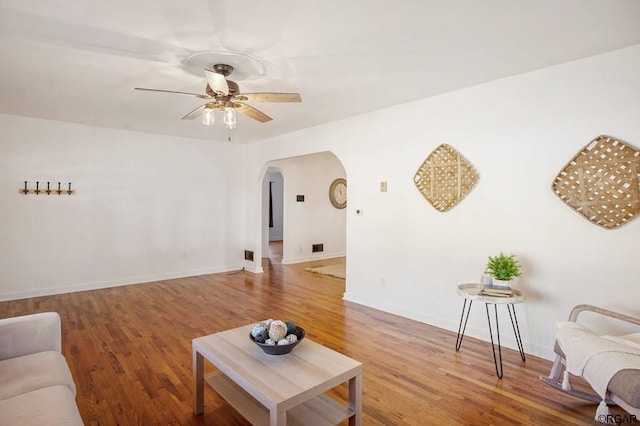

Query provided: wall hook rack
[20,181,75,195]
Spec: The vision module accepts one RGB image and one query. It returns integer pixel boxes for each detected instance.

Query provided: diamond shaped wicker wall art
[414,144,479,212]
[552,135,640,229]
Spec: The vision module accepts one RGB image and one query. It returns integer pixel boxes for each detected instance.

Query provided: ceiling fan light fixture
[202,107,215,126]
[136,61,300,129]
[223,104,237,130]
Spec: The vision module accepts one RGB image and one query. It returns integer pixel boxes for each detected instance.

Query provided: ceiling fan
[134,63,301,128]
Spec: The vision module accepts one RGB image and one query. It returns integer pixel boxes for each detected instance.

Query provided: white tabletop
[193,324,362,408]
[457,283,524,304]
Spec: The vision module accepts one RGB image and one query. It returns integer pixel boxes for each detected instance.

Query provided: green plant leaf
[485,252,521,281]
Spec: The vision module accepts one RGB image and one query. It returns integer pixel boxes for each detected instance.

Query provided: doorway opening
[259,152,346,272]
[263,168,284,264]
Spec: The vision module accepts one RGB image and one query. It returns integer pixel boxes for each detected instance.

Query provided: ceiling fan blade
[235,92,301,103]
[181,104,207,120]
[234,102,273,123]
[135,87,211,99]
[204,69,229,95]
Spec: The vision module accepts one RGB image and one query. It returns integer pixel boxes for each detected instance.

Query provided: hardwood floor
[268,240,283,264]
[0,254,616,425]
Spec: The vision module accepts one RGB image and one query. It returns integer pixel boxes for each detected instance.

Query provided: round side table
[455,283,526,378]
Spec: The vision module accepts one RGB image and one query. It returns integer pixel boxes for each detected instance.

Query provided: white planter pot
[492,278,512,288]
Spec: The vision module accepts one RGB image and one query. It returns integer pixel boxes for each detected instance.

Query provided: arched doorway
[260,152,346,268]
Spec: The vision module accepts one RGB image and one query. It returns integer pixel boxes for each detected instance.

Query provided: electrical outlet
[380,181,387,192]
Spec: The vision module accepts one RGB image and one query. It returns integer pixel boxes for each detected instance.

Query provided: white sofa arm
[0,312,62,360]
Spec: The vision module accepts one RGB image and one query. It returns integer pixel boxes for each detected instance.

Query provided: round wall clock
[329,178,347,209]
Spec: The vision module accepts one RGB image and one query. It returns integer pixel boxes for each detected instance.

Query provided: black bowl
[250,327,306,355]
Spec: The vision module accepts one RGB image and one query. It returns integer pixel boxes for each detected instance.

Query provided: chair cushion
[0,385,83,425]
[556,342,640,408]
[609,369,640,408]
[0,312,61,360]
[0,351,76,400]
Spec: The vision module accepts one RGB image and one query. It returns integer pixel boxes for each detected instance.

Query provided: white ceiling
[1,1,639,144]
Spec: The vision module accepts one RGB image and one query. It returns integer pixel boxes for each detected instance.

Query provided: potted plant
[485,252,521,287]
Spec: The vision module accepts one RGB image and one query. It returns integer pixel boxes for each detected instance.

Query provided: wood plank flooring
[0,252,618,425]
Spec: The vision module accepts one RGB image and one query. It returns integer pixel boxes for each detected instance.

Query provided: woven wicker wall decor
[414,144,479,212]
[552,135,640,229]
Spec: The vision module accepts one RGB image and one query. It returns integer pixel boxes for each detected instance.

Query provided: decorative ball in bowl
[249,319,305,355]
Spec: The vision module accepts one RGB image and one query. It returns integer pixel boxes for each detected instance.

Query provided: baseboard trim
[0,264,245,302]
[342,291,554,361]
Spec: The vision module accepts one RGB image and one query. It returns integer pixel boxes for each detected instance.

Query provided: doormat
[304,264,346,279]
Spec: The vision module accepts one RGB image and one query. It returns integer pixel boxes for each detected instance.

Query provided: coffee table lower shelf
[205,372,355,426]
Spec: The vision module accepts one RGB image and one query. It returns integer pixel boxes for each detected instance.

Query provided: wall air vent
[312,243,324,253]
[244,250,254,262]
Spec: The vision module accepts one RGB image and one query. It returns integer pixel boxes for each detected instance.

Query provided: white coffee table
[193,323,363,425]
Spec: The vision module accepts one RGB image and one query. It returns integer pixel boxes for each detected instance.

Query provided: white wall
[0,115,247,300]
[244,45,640,359]
[265,153,347,264]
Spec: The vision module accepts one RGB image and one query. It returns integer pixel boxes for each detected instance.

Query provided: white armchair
[541,305,640,421]
[0,311,62,359]
[0,312,83,425]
